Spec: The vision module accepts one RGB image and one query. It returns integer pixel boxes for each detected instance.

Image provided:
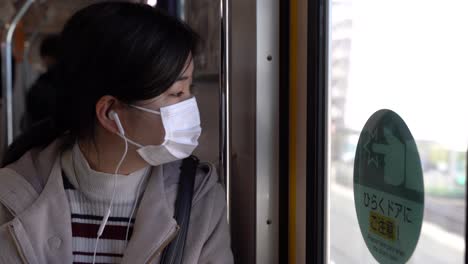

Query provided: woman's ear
[95,95,124,135]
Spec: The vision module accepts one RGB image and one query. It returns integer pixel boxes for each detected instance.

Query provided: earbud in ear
[109,110,125,136]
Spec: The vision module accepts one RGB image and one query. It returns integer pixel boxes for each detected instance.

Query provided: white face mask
[119,97,202,166]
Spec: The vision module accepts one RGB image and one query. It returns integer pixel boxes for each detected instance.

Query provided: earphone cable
[92,137,128,264]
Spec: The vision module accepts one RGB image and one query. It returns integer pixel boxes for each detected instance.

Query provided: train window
[329,0,467,263]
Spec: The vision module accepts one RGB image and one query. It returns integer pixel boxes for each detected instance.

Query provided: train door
[306,0,468,263]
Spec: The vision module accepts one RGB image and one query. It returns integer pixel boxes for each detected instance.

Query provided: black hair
[2,2,198,166]
[39,34,61,59]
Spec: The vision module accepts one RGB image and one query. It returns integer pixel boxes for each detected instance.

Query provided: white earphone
[109,110,125,136]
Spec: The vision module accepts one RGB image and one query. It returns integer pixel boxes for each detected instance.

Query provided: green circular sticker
[354,109,424,264]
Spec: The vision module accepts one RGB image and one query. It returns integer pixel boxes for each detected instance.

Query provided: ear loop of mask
[93,112,129,264]
[130,104,161,115]
[117,133,144,149]
[116,105,164,149]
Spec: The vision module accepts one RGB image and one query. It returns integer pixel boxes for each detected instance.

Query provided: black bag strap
[160,155,199,264]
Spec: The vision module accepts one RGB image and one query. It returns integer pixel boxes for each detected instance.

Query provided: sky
[342,0,468,151]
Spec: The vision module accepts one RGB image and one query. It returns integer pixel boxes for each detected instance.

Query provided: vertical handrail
[220,0,231,222]
[2,0,35,148]
[177,0,186,21]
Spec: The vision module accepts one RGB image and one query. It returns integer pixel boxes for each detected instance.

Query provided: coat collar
[121,165,178,264]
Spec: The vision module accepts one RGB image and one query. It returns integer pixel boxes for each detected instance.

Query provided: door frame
[306,0,329,263]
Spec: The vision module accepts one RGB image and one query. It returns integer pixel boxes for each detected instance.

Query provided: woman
[0,2,233,264]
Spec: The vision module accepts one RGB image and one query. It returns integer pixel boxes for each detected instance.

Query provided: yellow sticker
[369,210,396,241]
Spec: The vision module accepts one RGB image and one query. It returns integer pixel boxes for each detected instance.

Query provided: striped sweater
[61,144,150,264]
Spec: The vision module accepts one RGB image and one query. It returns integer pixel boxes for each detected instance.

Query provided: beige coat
[0,140,233,263]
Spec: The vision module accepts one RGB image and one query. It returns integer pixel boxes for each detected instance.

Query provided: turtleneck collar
[61,143,150,202]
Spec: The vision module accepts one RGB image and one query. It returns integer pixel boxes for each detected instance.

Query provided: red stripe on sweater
[73,262,115,264]
[73,251,124,257]
[71,222,133,240]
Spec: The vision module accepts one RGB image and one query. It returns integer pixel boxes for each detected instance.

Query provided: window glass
[329,0,467,262]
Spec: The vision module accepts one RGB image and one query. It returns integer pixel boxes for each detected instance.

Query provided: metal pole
[220,0,231,222]
[177,0,186,21]
[2,0,35,147]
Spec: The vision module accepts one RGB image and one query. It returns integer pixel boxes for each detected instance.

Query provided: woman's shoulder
[0,167,40,225]
[0,139,63,221]
[3,137,68,189]
[162,159,222,203]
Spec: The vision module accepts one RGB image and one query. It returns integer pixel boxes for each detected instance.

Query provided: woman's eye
[172,91,184,97]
